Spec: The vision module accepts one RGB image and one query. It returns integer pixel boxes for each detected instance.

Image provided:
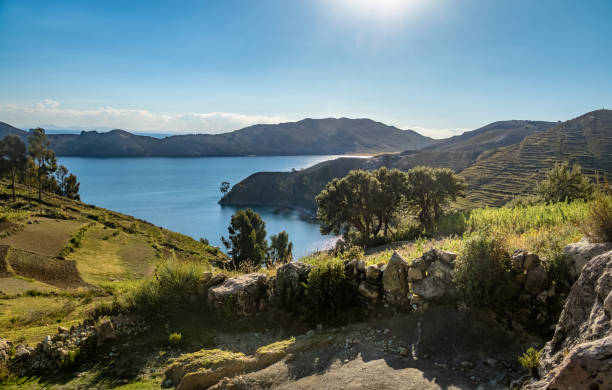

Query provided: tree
[536,161,593,203]
[62,174,80,200]
[28,128,57,200]
[268,231,293,265]
[220,181,230,195]
[221,208,268,267]
[405,166,466,230]
[0,135,28,201]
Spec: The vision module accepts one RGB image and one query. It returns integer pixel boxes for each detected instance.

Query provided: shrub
[126,256,205,317]
[518,347,541,378]
[340,246,364,261]
[58,349,80,370]
[304,257,355,320]
[454,233,518,308]
[168,332,183,345]
[504,194,543,208]
[582,192,612,243]
[536,161,594,203]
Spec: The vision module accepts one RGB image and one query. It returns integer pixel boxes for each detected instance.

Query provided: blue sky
[1,0,611,137]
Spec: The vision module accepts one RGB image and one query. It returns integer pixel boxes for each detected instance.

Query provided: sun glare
[332,0,423,22]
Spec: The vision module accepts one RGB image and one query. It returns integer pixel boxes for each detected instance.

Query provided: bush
[304,257,355,320]
[168,332,183,345]
[126,256,205,317]
[518,347,541,378]
[454,233,518,308]
[340,246,364,261]
[536,161,594,203]
[582,192,612,243]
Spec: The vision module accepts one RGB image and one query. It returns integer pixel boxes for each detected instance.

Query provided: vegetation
[317,167,465,246]
[303,256,355,320]
[518,347,542,378]
[454,233,516,308]
[168,332,183,345]
[222,208,269,268]
[220,181,230,195]
[581,189,612,242]
[0,135,28,201]
[268,230,293,265]
[536,161,594,203]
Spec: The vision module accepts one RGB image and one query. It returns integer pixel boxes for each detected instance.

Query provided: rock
[14,344,31,359]
[523,252,540,270]
[273,262,311,308]
[201,271,213,284]
[407,267,423,282]
[208,273,268,316]
[438,250,457,265]
[604,290,612,317]
[398,347,408,356]
[524,265,549,295]
[511,250,525,269]
[356,260,366,273]
[546,335,612,390]
[526,248,612,389]
[382,252,411,306]
[58,326,69,334]
[96,320,116,346]
[207,273,227,287]
[0,337,11,361]
[484,358,498,367]
[563,238,612,279]
[411,257,427,271]
[41,335,52,351]
[365,265,381,282]
[358,281,379,299]
[412,261,454,301]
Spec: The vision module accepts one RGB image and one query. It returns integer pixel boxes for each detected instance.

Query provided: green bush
[126,256,205,317]
[518,347,541,378]
[454,233,518,308]
[340,246,364,261]
[168,332,183,345]
[304,257,355,320]
[582,192,612,243]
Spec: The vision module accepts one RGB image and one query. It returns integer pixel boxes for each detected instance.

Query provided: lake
[58,156,345,258]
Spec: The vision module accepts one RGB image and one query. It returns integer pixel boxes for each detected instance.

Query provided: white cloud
[403,125,468,139]
[0,100,286,134]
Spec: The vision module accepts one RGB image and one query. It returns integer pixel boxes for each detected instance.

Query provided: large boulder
[563,238,612,279]
[412,260,455,301]
[525,248,612,389]
[96,320,116,346]
[382,252,411,306]
[273,262,311,309]
[208,273,268,316]
[524,265,549,295]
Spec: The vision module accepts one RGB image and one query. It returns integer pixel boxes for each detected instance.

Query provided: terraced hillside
[458,109,612,207]
[222,109,612,212]
[0,185,226,343]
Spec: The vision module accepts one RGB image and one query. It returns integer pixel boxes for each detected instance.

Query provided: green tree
[268,230,293,265]
[0,135,28,201]
[536,161,594,203]
[28,128,57,200]
[221,208,268,267]
[62,173,80,200]
[405,166,466,230]
[220,181,230,195]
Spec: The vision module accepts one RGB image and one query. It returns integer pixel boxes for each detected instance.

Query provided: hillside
[0,118,434,157]
[220,117,569,212]
[221,110,612,211]
[0,184,226,343]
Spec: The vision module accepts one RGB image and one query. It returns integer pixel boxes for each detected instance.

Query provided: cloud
[0,100,286,134]
[403,125,468,139]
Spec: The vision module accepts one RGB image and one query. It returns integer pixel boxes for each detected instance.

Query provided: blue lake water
[58,156,344,258]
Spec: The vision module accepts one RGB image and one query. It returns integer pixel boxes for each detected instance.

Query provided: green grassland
[0,181,227,344]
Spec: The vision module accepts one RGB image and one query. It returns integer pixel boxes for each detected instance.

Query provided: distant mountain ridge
[220,112,612,211]
[0,118,434,157]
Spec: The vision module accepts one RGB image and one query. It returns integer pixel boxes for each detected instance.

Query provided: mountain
[220,111,611,211]
[0,118,434,157]
[0,122,28,140]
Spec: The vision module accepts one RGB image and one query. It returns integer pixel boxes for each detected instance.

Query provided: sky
[0,0,611,138]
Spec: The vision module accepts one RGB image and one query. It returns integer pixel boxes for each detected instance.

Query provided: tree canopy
[0,135,28,201]
[268,230,293,265]
[221,208,268,268]
[536,161,593,203]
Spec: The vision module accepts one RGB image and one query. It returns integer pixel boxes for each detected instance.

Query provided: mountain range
[0,118,434,157]
[220,110,612,211]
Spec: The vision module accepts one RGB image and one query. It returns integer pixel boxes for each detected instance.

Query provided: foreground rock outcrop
[526,248,612,389]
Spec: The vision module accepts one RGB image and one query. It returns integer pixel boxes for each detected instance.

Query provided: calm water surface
[58,156,345,258]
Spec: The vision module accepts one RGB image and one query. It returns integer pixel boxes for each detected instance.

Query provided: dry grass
[0,218,87,257]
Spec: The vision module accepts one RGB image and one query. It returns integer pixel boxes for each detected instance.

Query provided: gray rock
[438,250,457,265]
[365,265,381,282]
[356,260,366,273]
[407,267,423,282]
[208,273,268,316]
[511,250,525,269]
[274,262,311,308]
[41,335,52,351]
[358,281,379,299]
[524,265,549,295]
[382,252,411,306]
[207,273,227,287]
[412,261,454,300]
[411,257,427,271]
[523,252,540,270]
[14,344,31,359]
[563,238,612,279]
[527,248,612,389]
[0,337,11,361]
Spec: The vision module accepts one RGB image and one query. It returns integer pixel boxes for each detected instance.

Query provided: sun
[331,0,423,23]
